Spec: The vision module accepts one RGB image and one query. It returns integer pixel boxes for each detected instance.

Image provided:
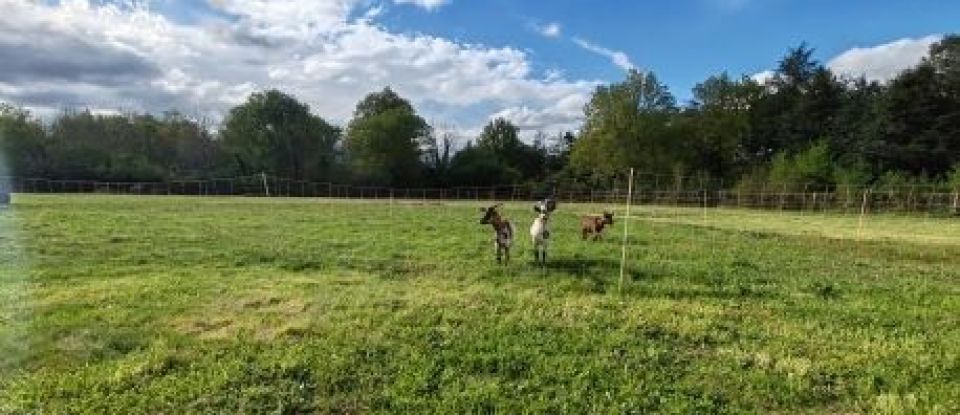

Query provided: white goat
[529,198,556,265]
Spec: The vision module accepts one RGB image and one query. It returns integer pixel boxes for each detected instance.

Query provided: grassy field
[1,195,958,414]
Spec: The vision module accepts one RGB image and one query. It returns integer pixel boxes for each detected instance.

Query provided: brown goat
[480,203,515,264]
[581,211,614,241]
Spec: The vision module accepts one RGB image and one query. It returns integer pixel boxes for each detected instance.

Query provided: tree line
[2,36,960,191]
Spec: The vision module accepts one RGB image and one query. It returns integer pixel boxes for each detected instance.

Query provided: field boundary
[2,174,959,216]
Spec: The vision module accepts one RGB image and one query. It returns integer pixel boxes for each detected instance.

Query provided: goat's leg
[496,244,502,264]
[503,246,510,264]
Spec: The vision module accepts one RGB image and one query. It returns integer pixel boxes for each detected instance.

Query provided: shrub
[767,141,834,192]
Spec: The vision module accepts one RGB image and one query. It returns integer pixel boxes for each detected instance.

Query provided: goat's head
[479,203,503,225]
[533,198,557,218]
[602,211,614,225]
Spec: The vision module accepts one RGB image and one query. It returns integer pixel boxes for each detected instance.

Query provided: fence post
[619,168,635,295]
[779,184,787,213]
[701,188,707,221]
[760,184,766,209]
[261,172,270,197]
[952,189,959,216]
[801,184,809,214]
[857,189,870,240]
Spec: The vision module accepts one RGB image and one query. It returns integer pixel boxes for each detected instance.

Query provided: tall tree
[883,63,952,174]
[570,70,679,179]
[0,105,48,177]
[220,90,340,181]
[689,73,762,180]
[344,88,430,186]
[475,118,545,180]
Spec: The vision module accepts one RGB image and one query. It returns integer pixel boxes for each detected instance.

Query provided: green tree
[220,90,340,181]
[767,141,833,191]
[883,64,951,174]
[448,142,520,186]
[475,118,544,181]
[570,70,679,178]
[689,73,762,181]
[344,88,430,186]
[477,118,521,154]
[423,129,454,186]
[0,105,48,177]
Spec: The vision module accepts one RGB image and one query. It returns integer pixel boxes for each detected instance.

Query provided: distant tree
[0,105,48,177]
[767,140,833,191]
[448,142,521,186]
[344,88,430,186]
[883,64,951,174]
[477,118,521,154]
[474,118,544,181]
[773,43,819,91]
[570,70,679,178]
[689,73,761,180]
[830,77,886,170]
[423,128,454,186]
[221,90,340,181]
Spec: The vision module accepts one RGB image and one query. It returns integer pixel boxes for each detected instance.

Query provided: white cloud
[572,37,635,72]
[393,0,450,11]
[827,35,941,82]
[0,0,596,136]
[750,70,775,85]
[490,92,588,134]
[535,22,561,39]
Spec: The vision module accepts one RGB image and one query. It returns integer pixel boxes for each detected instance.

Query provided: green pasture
[1,195,957,413]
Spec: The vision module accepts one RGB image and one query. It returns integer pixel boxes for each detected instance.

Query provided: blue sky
[2,0,956,138]
[379,0,960,100]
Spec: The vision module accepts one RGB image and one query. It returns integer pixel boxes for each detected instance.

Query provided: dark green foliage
[344,88,430,187]
[474,118,547,180]
[221,89,340,181]
[447,144,521,186]
[1,105,226,181]
[570,70,680,177]
[767,141,834,191]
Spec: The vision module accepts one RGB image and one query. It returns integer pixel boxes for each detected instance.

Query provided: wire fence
[2,174,959,216]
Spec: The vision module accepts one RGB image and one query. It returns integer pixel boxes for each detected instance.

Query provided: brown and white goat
[479,203,515,264]
[581,211,614,241]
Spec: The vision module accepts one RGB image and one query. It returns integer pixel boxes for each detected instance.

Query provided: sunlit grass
[1,195,958,413]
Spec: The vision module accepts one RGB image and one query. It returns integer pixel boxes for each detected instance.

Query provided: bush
[833,159,872,190]
[733,166,770,193]
[767,141,833,192]
[947,164,960,190]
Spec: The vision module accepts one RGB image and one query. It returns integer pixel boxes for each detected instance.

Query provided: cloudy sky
[1,0,957,140]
